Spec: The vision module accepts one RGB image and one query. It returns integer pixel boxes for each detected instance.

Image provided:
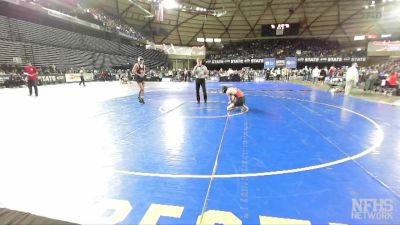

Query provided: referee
[192,58,209,103]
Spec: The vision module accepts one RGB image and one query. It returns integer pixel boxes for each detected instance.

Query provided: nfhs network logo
[352,198,393,220]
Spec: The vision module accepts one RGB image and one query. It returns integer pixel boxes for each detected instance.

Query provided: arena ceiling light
[197,38,222,43]
[163,0,179,9]
[354,35,366,41]
[153,0,227,18]
[213,10,227,17]
[205,38,213,43]
[381,34,392,38]
[370,0,376,6]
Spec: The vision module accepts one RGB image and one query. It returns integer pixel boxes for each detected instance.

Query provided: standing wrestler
[132,56,146,104]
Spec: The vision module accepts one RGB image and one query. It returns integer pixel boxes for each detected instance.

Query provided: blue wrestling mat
[98,82,400,225]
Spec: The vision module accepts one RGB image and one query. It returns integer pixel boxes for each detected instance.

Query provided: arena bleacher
[0,13,168,70]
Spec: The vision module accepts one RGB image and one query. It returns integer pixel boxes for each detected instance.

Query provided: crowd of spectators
[87,8,144,41]
[371,60,400,78]
[208,39,366,60]
[22,0,145,41]
[0,64,64,76]
[205,59,398,95]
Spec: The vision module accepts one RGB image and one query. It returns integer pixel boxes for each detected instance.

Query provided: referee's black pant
[195,78,207,103]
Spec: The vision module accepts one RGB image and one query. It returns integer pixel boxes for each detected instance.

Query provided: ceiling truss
[85,0,399,46]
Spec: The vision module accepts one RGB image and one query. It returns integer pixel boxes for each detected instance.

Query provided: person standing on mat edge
[222,86,247,112]
[193,58,208,103]
[24,62,38,97]
[345,62,359,96]
[132,56,146,104]
[79,67,85,87]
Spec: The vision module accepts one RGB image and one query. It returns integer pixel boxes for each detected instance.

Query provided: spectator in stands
[364,66,379,91]
[79,67,86,87]
[319,66,327,83]
[282,67,289,82]
[302,66,311,81]
[183,69,188,82]
[385,71,398,89]
[187,70,192,82]
[24,62,39,97]
[239,68,246,81]
[345,63,359,95]
[275,67,282,80]
[337,68,345,77]
[328,66,336,79]
[265,69,271,80]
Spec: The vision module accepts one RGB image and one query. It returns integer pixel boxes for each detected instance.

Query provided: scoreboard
[261,23,300,36]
